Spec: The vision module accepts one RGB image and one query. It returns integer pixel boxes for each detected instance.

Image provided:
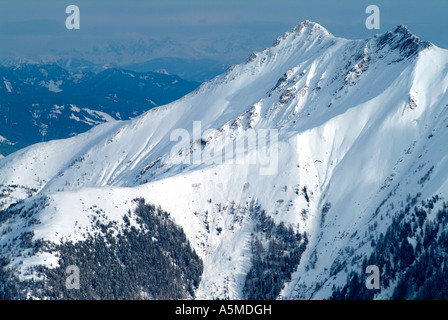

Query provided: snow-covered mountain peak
[391,24,412,35]
[294,20,332,36]
[0,21,447,300]
[272,20,333,47]
[370,24,432,60]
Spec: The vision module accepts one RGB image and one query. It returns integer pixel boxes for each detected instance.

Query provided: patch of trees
[243,209,308,300]
[330,194,448,300]
[0,257,25,300]
[0,199,203,300]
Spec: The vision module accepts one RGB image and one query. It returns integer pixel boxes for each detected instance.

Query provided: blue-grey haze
[0,0,446,65]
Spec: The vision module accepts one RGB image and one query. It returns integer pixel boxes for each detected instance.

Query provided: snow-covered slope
[1,21,447,299]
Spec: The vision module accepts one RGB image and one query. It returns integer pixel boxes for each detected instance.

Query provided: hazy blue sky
[1,0,447,64]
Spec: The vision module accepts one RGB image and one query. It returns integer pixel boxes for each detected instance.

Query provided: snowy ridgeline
[0,21,448,299]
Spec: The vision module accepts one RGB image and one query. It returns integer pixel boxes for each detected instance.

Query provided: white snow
[83,108,116,123]
[40,80,63,93]
[0,21,447,299]
[68,105,115,125]
[3,78,12,92]
[70,104,80,112]
[0,135,15,145]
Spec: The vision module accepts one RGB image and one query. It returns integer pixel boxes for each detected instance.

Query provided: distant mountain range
[123,57,229,83]
[0,63,200,156]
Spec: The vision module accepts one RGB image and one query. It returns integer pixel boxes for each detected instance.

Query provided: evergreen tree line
[0,199,203,300]
[0,257,24,299]
[243,209,308,299]
[330,194,448,300]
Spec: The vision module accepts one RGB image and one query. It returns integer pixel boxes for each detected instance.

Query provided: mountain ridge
[0,21,447,300]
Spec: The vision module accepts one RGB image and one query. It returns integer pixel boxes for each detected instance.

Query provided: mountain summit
[272,20,333,46]
[0,22,447,300]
